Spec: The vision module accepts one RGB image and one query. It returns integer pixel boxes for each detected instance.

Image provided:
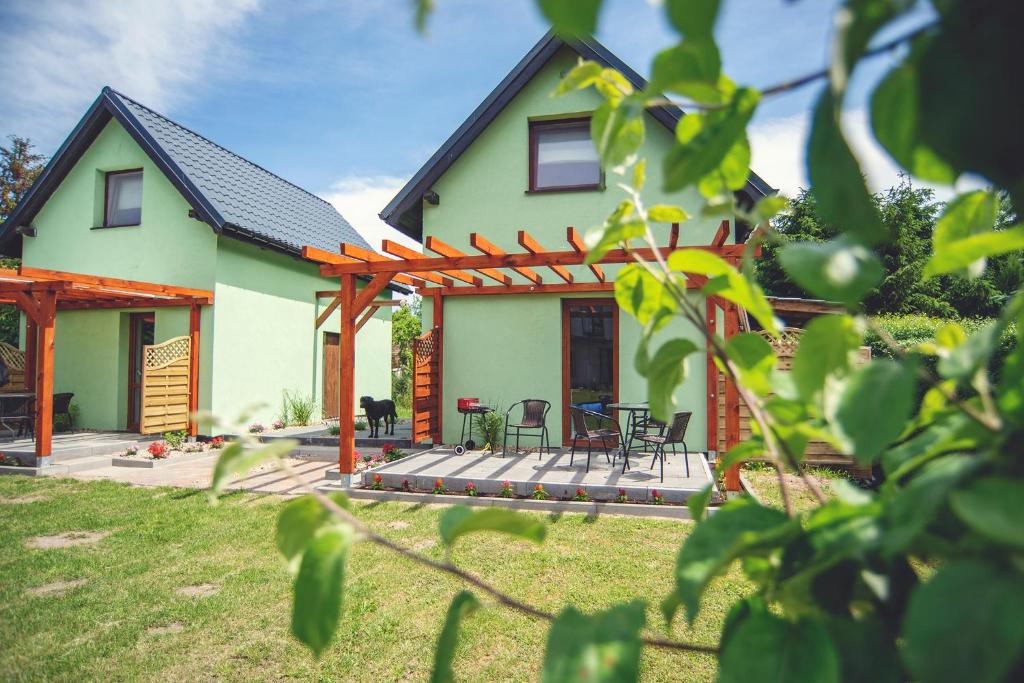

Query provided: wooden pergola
[0,266,213,465]
[303,220,749,490]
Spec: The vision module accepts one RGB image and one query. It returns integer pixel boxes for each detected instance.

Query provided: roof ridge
[103,87,342,214]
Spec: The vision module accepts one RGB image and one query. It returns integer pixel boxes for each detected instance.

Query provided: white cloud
[749,108,979,200]
[321,175,422,252]
[2,0,261,149]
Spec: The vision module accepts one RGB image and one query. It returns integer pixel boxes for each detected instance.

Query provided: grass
[0,476,745,681]
[741,464,847,512]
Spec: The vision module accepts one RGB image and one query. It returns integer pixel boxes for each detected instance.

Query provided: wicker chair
[635,411,692,482]
[53,393,74,429]
[2,395,35,438]
[502,399,551,457]
[568,406,624,473]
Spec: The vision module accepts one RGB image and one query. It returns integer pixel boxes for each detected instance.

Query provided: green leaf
[430,591,480,683]
[648,39,722,103]
[631,158,645,190]
[751,195,790,225]
[830,359,917,463]
[716,440,764,475]
[924,223,1024,278]
[927,190,1000,277]
[719,612,840,683]
[614,263,677,328]
[647,339,698,421]
[276,493,351,570]
[687,484,713,521]
[824,616,902,683]
[584,201,644,264]
[537,0,602,37]
[414,0,434,33]
[438,506,546,547]
[668,248,778,334]
[665,0,721,40]
[291,523,354,657]
[950,477,1024,549]
[778,237,883,307]
[647,204,688,223]
[722,333,775,396]
[697,135,751,199]
[663,88,759,193]
[209,439,297,499]
[903,560,1024,683]
[590,98,645,169]
[831,0,912,94]
[791,314,861,401]
[807,90,886,245]
[674,497,794,624]
[937,318,1002,381]
[542,602,646,683]
[871,57,956,183]
[555,60,603,95]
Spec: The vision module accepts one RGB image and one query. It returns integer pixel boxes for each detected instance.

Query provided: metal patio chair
[1,395,35,438]
[502,399,551,457]
[635,411,692,482]
[568,406,624,473]
[53,393,74,429]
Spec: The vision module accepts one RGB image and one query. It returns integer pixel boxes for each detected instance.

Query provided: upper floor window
[104,169,143,227]
[529,118,601,192]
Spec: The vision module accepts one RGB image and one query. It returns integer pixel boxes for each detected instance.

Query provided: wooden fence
[140,335,191,434]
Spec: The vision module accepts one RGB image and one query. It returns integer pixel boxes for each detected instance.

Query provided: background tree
[757,178,1022,317]
[391,297,421,413]
[0,135,45,345]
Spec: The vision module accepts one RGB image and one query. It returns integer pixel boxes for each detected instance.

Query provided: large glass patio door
[561,299,618,444]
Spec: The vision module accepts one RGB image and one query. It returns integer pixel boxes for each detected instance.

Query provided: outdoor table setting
[0,392,36,439]
[606,401,656,453]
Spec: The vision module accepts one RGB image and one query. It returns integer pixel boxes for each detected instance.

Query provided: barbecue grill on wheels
[455,397,494,455]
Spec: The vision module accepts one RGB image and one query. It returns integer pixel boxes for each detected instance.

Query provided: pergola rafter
[303,220,755,490]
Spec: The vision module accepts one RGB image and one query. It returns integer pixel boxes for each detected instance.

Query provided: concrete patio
[360,446,714,503]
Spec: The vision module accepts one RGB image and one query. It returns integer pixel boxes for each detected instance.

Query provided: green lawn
[0,476,744,681]
[741,464,845,512]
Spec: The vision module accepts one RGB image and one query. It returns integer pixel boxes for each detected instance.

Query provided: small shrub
[650,489,664,505]
[532,484,548,500]
[54,402,80,433]
[272,418,286,430]
[328,422,341,436]
[616,488,629,503]
[284,391,318,426]
[248,423,265,434]
[432,478,447,494]
[572,487,589,502]
[182,442,205,453]
[477,408,504,452]
[148,441,167,459]
[123,445,139,457]
[164,430,186,450]
[371,474,383,490]
[465,481,477,497]
[354,420,367,431]
[499,480,514,498]
[401,479,412,492]
[209,436,225,449]
[382,443,404,462]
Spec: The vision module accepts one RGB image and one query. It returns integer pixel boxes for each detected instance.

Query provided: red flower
[618,488,626,496]
[576,488,586,496]
[466,482,476,489]
[502,480,511,487]
[534,484,544,491]
[651,489,660,497]
[435,478,444,488]
[374,474,382,483]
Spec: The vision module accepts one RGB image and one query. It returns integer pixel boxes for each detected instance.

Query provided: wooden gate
[140,335,191,434]
[412,327,442,444]
[322,332,340,419]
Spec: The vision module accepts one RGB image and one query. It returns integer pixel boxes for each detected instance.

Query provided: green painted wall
[20,117,393,432]
[421,46,725,448]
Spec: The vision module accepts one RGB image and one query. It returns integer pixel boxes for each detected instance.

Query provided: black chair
[502,399,551,457]
[1,395,35,438]
[54,393,74,429]
[635,411,692,482]
[568,406,624,473]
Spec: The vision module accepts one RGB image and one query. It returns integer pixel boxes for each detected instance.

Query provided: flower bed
[113,436,226,468]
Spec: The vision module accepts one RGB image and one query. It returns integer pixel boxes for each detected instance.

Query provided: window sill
[91,223,141,230]
[525,184,604,195]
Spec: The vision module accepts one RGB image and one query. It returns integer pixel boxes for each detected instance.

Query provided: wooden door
[127,313,155,431]
[561,299,618,445]
[140,335,190,434]
[412,327,442,444]
[323,332,340,419]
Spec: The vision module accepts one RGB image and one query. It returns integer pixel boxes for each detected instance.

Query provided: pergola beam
[566,226,604,282]
[519,230,573,283]
[469,233,542,285]
[337,243,454,288]
[303,246,424,289]
[425,236,511,285]
[381,240,482,287]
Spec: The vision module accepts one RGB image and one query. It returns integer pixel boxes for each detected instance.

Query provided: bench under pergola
[305,220,749,490]
[0,266,213,465]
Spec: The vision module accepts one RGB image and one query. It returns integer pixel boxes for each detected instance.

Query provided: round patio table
[606,401,654,468]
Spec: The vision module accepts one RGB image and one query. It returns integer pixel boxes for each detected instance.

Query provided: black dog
[360,396,397,438]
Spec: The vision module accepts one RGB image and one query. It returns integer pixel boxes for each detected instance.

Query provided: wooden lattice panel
[0,341,26,391]
[413,327,442,444]
[141,336,191,434]
[718,327,872,475]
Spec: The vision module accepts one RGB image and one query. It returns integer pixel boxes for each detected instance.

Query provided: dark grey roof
[380,31,775,240]
[2,87,375,258]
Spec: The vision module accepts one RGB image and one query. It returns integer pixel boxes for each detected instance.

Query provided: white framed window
[104,169,143,227]
[529,118,602,192]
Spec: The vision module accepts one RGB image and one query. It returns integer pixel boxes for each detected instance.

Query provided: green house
[380,33,771,451]
[0,87,400,442]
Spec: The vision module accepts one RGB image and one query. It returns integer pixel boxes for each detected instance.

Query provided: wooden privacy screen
[0,342,26,391]
[322,332,340,419]
[141,336,191,434]
[412,327,442,444]
[716,327,872,475]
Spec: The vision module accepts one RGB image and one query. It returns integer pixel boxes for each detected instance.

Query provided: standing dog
[360,396,397,438]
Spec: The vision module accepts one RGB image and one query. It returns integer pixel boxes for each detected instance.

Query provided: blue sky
[1,0,939,247]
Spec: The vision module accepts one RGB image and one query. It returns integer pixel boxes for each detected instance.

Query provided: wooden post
[24,316,37,391]
[188,303,201,436]
[432,289,444,445]
[723,303,742,492]
[33,291,57,466]
[338,274,357,475]
[705,298,718,453]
